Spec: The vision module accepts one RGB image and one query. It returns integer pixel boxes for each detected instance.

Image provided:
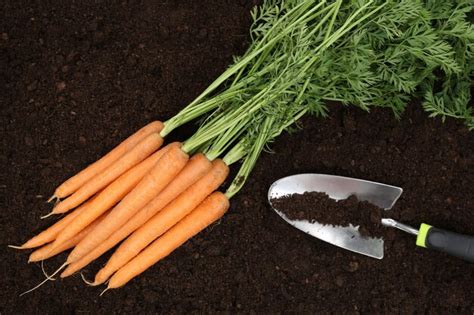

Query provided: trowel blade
[268,174,403,259]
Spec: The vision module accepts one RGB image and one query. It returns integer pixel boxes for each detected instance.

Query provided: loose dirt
[271,192,385,237]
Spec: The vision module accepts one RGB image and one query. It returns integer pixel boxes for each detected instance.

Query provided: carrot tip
[41,261,56,281]
[60,269,71,278]
[19,278,50,297]
[40,211,55,219]
[65,255,75,265]
[8,244,24,249]
[99,287,110,297]
[20,262,67,296]
[80,273,96,286]
[47,195,58,203]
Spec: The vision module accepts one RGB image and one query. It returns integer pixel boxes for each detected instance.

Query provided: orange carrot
[93,159,228,285]
[60,153,212,278]
[28,211,109,262]
[50,143,180,251]
[53,121,163,199]
[107,191,229,289]
[66,145,189,264]
[52,132,163,214]
[18,196,96,249]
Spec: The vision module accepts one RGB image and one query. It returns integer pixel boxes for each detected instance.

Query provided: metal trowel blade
[268,174,403,259]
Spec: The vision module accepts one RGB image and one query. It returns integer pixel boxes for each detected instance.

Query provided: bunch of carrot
[13,121,233,292]
[13,0,473,294]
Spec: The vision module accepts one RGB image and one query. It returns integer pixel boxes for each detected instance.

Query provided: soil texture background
[1,1,473,313]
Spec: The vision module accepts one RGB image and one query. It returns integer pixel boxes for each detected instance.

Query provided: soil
[271,192,385,237]
[1,1,473,314]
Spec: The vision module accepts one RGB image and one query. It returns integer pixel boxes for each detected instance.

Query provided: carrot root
[40,211,55,219]
[50,143,178,253]
[67,145,188,264]
[63,153,212,278]
[21,199,91,249]
[60,265,78,278]
[20,262,68,296]
[8,245,25,249]
[41,261,56,281]
[107,191,229,289]
[100,288,110,297]
[80,273,95,286]
[53,121,163,199]
[20,278,50,297]
[53,132,164,214]
[93,158,228,285]
[47,195,59,203]
[29,210,109,262]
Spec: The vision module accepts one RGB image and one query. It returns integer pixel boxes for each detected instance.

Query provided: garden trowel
[268,174,474,262]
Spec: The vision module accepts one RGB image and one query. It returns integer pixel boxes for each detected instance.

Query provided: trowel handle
[416,224,474,263]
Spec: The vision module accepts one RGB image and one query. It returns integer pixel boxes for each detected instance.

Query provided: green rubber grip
[416,223,431,248]
[416,223,474,263]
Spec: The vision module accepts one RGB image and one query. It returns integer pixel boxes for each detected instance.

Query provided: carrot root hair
[41,261,56,281]
[8,245,24,249]
[208,218,223,232]
[80,273,96,286]
[100,287,110,297]
[47,195,59,203]
[19,262,68,296]
[40,211,55,219]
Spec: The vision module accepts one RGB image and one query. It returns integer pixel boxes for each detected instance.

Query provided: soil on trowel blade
[271,192,385,237]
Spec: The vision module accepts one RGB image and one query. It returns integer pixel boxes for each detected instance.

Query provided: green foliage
[170,0,473,197]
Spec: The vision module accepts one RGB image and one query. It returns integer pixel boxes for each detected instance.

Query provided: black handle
[425,226,474,263]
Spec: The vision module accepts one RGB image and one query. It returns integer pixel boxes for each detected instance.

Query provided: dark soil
[271,192,385,237]
[1,1,473,314]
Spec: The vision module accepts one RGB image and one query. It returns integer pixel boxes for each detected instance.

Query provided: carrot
[107,191,229,289]
[60,153,212,278]
[66,145,189,264]
[28,211,109,262]
[52,132,164,214]
[17,196,96,249]
[49,143,180,251]
[93,159,228,285]
[52,121,163,200]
